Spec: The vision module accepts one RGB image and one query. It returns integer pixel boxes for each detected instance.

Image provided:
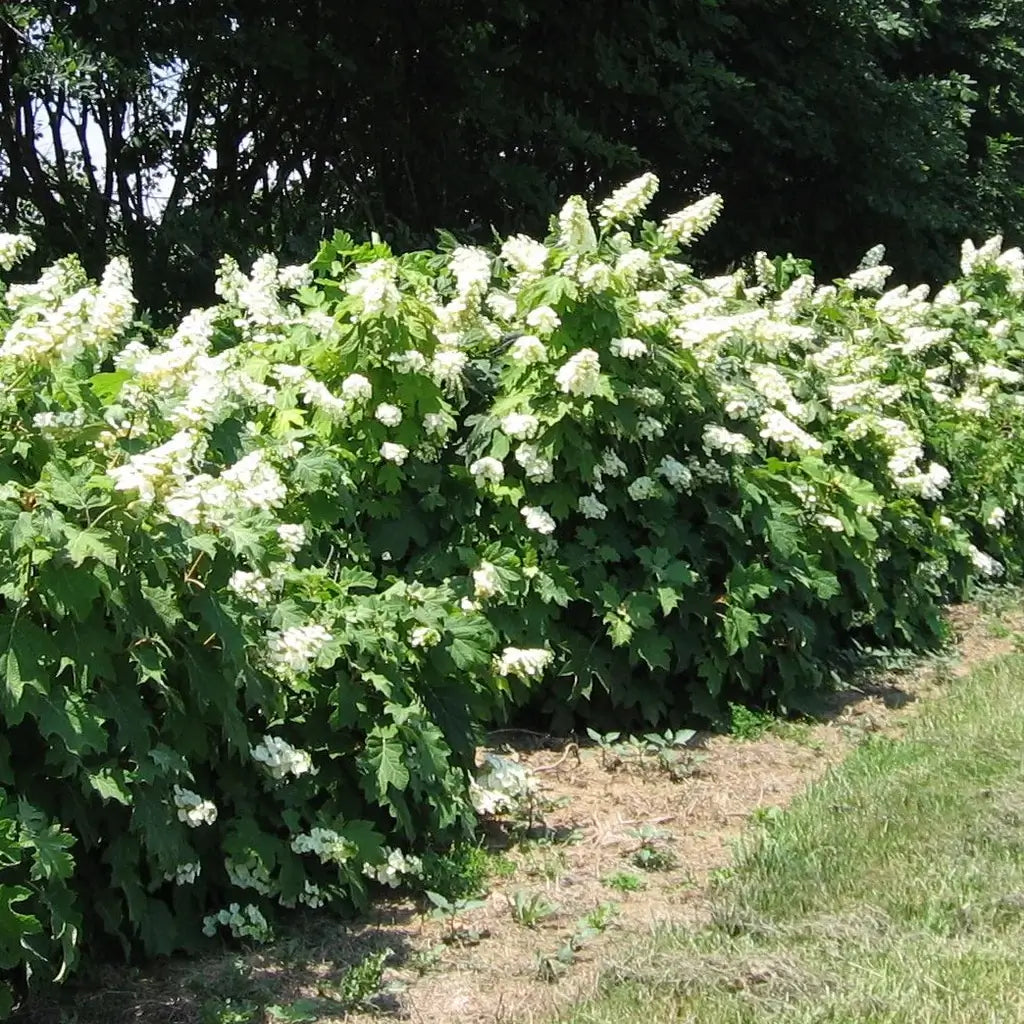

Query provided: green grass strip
[562,655,1024,1023]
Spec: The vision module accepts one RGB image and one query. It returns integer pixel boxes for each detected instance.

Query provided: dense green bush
[3,172,1024,1007]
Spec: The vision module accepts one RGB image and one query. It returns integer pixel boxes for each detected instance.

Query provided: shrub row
[1,175,1024,1006]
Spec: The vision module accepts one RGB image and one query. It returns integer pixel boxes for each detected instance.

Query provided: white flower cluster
[251,734,316,779]
[494,646,553,678]
[558,195,598,252]
[226,857,273,894]
[703,424,754,457]
[515,443,554,482]
[578,494,609,519]
[202,902,271,942]
[597,172,660,228]
[362,847,424,888]
[627,476,660,500]
[501,234,548,277]
[520,505,556,534]
[265,624,333,676]
[611,336,648,359]
[470,456,505,485]
[660,194,724,248]
[228,569,280,606]
[759,410,823,454]
[501,412,540,439]
[164,861,201,885]
[347,259,402,319]
[473,561,502,599]
[291,826,355,864]
[0,233,35,270]
[555,348,603,397]
[172,785,217,827]
[163,449,287,527]
[470,753,537,815]
[410,625,441,648]
[1,256,135,364]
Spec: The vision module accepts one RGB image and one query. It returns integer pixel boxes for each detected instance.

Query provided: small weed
[521,843,570,882]
[631,845,678,872]
[420,844,492,900]
[582,901,620,932]
[508,888,559,927]
[728,703,776,741]
[408,943,445,976]
[200,999,258,1024]
[425,890,489,944]
[602,871,646,893]
[334,948,392,1011]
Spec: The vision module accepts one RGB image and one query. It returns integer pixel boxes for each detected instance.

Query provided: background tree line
[2,0,1022,315]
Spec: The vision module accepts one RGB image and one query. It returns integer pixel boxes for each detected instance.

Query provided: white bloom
[578,494,608,520]
[627,476,660,500]
[702,424,754,457]
[251,734,315,780]
[578,262,613,293]
[494,647,553,678]
[380,442,410,465]
[501,412,540,439]
[202,903,271,942]
[409,626,441,648]
[514,443,554,483]
[845,265,893,292]
[597,173,660,228]
[348,259,401,318]
[486,291,518,320]
[0,233,35,270]
[228,570,278,606]
[934,284,961,306]
[501,235,548,277]
[656,456,693,491]
[431,348,467,388]
[858,244,886,269]
[556,348,603,397]
[363,847,424,888]
[521,506,556,534]
[557,195,598,252]
[473,561,502,599]
[423,412,449,436]
[391,349,428,374]
[172,785,217,828]
[291,827,354,864]
[635,415,665,440]
[611,337,648,360]
[375,402,403,427]
[660,194,723,247]
[165,862,201,886]
[815,514,845,533]
[470,456,505,485]
[266,624,332,675]
[525,305,561,336]
[987,507,1007,529]
[969,544,1004,579]
[600,450,629,478]
[509,333,547,364]
[759,410,822,453]
[341,373,373,401]
[277,523,306,554]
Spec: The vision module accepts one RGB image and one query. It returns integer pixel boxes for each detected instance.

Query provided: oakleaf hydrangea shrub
[0,239,509,993]
[298,175,1024,725]
[4,173,1024,1007]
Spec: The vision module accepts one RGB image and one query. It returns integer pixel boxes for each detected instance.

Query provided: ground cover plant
[4,173,1024,1011]
[561,651,1024,1024]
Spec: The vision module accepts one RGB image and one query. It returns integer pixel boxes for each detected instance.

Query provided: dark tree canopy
[2,0,1023,314]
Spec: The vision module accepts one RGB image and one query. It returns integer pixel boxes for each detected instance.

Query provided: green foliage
[6,164,1024,1016]
[728,704,776,742]
[507,889,559,928]
[601,872,645,894]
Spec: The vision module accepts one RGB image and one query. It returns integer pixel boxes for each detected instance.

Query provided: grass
[561,654,1024,1023]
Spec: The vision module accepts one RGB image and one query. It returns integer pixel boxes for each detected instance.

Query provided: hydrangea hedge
[2,173,1024,1007]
